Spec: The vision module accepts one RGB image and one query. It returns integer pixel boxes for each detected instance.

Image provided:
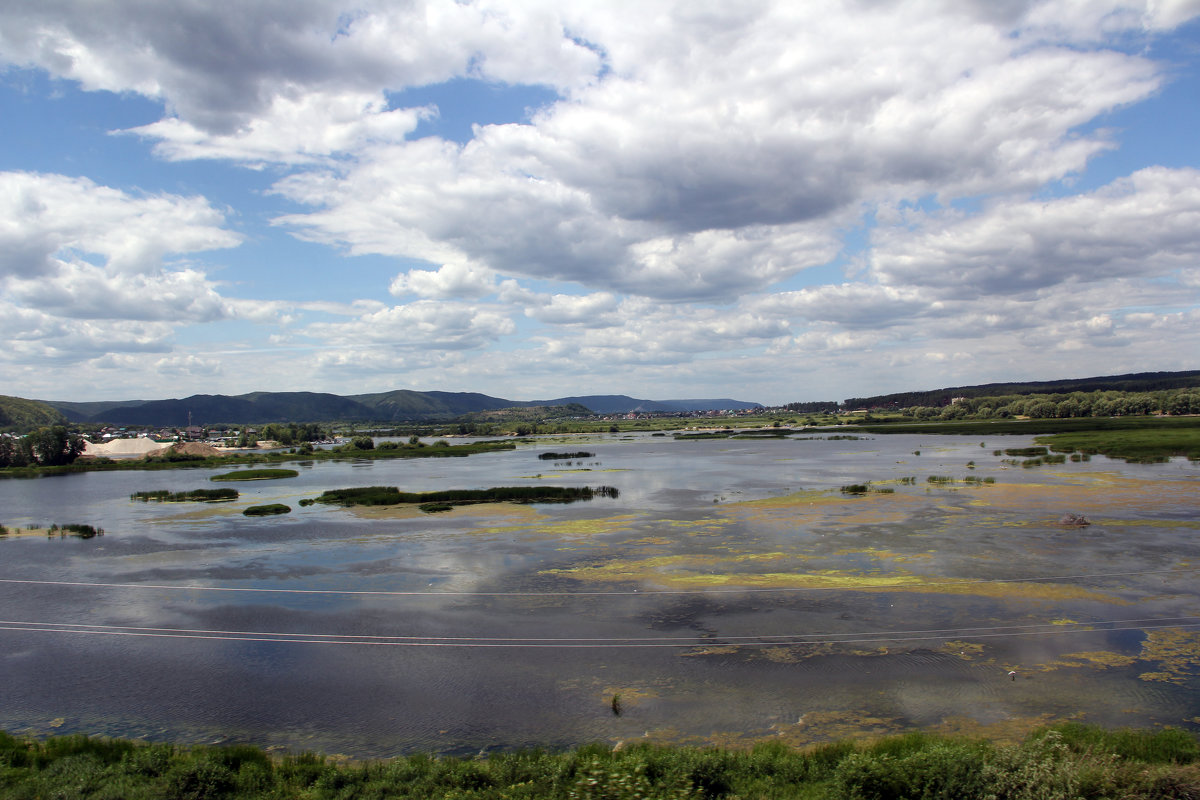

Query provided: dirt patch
[148,442,222,458]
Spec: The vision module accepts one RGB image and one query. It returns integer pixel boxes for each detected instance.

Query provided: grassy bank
[845,415,1200,462]
[0,724,1196,799]
[1034,427,1200,462]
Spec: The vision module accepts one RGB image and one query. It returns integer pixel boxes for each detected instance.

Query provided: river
[1,431,1197,756]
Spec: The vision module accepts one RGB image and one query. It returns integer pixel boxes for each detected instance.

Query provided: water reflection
[0,433,1197,756]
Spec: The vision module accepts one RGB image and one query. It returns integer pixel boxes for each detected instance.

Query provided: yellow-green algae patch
[832,547,934,564]
[347,501,539,522]
[680,644,740,657]
[1052,651,1139,670]
[766,710,907,749]
[930,713,1069,747]
[540,557,1119,601]
[1028,628,1200,683]
[938,640,988,660]
[717,488,927,529]
[470,513,642,541]
[1137,628,1200,684]
[961,472,1200,518]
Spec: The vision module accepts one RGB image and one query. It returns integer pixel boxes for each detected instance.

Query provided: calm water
[1,432,1197,756]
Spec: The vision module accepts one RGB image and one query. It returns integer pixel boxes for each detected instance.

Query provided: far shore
[0,525,59,537]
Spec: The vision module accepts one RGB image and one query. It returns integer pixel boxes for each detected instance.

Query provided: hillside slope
[844,370,1200,409]
[0,395,65,431]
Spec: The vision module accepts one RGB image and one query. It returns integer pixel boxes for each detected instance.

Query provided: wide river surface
[1,431,1198,757]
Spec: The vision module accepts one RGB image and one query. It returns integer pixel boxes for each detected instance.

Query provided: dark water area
[1,432,1198,756]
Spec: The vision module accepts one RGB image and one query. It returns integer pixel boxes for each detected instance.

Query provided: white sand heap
[83,438,170,458]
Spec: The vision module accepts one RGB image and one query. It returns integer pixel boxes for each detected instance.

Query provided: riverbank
[0,438,519,479]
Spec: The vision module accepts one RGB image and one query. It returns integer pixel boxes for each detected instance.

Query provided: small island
[300,485,619,512]
[243,504,291,517]
[131,488,239,502]
[211,469,299,482]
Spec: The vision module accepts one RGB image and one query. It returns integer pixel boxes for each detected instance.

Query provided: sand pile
[83,438,168,458]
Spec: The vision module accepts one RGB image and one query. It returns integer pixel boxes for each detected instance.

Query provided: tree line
[899,389,1200,421]
[844,370,1200,410]
[0,426,86,468]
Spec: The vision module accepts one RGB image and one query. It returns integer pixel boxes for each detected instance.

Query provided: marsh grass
[1005,447,1048,457]
[1036,427,1200,462]
[0,725,1195,799]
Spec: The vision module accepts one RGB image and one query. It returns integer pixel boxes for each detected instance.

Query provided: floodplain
[0,431,1196,757]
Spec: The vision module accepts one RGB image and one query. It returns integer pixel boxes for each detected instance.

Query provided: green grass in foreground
[211,469,300,482]
[0,724,1196,799]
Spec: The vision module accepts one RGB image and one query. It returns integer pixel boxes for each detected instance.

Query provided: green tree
[0,435,33,468]
[26,426,86,466]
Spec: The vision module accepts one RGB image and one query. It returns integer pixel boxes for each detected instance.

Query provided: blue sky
[1,1,1198,406]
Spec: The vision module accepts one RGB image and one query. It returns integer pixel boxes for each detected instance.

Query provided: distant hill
[36,390,760,426]
[43,392,376,427]
[843,370,1200,409]
[0,395,65,430]
[530,395,761,414]
[349,390,515,420]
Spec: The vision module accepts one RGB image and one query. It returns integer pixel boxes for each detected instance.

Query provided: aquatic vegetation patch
[938,640,988,660]
[243,504,291,517]
[210,468,299,481]
[303,484,619,509]
[832,547,933,564]
[542,555,1121,602]
[1005,447,1049,457]
[5,523,105,538]
[131,488,238,502]
[1053,651,1138,669]
[538,451,594,460]
[1036,426,1200,462]
[955,472,1200,519]
[772,709,907,747]
[1138,628,1200,685]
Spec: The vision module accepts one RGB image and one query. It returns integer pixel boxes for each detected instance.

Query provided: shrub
[165,758,235,800]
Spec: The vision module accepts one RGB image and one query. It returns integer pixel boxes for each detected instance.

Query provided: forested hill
[0,395,65,430]
[36,390,759,426]
[527,395,761,414]
[844,370,1200,409]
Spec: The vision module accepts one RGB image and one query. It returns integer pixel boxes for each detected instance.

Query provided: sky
[1,1,1199,407]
